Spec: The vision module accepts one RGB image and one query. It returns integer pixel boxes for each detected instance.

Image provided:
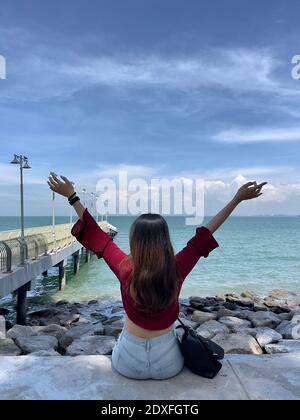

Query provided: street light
[10,155,31,264]
[70,182,75,224]
[82,188,87,207]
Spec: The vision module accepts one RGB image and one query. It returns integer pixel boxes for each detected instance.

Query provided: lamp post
[91,192,96,219]
[82,188,87,207]
[10,154,31,264]
[10,154,31,325]
[70,182,75,224]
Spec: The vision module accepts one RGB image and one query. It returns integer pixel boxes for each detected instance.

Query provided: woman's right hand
[47,173,75,199]
[234,181,267,203]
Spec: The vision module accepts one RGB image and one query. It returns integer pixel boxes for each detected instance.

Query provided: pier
[0,220,118,324]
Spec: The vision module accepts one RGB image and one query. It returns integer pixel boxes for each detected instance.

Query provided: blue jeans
[112,327,184,380]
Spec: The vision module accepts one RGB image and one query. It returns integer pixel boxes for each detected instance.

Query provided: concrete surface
[0,354,299,400]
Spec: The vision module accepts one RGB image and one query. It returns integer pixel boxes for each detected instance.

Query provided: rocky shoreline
[0,289,299,357]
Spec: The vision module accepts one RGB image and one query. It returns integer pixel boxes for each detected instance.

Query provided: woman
[48,174,266,380]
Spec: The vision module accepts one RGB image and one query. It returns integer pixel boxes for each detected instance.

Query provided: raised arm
[47,173,127,279]
[205,181,267,234]
[47,173,85,220]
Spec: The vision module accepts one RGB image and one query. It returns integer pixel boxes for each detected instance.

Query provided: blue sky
[0,0,300,216]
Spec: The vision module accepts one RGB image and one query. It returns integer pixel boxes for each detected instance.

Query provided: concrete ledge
[0,354,299,400]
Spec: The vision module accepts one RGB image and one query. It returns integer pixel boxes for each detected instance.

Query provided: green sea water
[0,215,299,303]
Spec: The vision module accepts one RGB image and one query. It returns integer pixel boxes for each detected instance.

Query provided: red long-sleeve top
[71,209,219,330]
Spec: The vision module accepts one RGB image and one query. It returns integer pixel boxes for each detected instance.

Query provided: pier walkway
[0,220,117,323]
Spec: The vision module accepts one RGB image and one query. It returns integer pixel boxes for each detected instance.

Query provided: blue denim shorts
[111,327,184,380]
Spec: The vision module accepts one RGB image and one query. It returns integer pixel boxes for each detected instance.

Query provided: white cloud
[0,163,44,185]
[213,128,300,144]
[2,43,300,103]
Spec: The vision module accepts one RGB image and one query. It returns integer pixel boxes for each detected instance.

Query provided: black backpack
[175,318,224,379]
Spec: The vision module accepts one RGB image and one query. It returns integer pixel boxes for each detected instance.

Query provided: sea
[0,215,299,304]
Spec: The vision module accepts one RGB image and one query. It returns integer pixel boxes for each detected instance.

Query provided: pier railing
[0,221,117,273]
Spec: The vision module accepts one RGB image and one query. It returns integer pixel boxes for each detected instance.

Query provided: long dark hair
[127,213,179,314]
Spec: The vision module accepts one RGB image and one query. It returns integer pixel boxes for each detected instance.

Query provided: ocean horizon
[0,215,299,305]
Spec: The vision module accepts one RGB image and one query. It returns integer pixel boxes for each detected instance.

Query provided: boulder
[175,318,199,330]
[291,324,300,339]
[213,333,263,355]
[7,325,37,341]
[104,320,124,337]
[265,344,289,354]
[218,317,252,333]
[276,321,300,339]
[0,307,10,316]
[291,314,300,324]
[55,300,69,306]
[0,338,22,356]
[33,324,68,340]
[60,322,104,349]
[28,308,58,318]
[245,311,281,329]
[196,321,229,340]
[191,311,217,324]
[226,296,254,308]
[255,328,282,347]
[66,335,116,356]
[30,349,61,357]
[241,291,261,303]
[88,300,98,305]
[15,335,58,354]
[0,315,6,339]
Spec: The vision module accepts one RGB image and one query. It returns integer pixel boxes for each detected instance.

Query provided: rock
[88,300,98,305]
[245,311,281,329]
[276,321,300,339]
[0,307,10,315]
[278,312,292,321]
[196,321,229,340]
[33,324,68,340]
[291,324,300,339]
[255,328,282,347]
[103,320,124,336]
[0,338,22,356]
[241,291,262,304]
[253,304,268,312]
[30,349,61,356]
[213,333,263,355]
[223,302,239,311]
[0,315,6,339]
[216,308,243,319]
[191,311,217,324]
[226,296,254,308]
[291,314,300,324]
[60,323,104,349]
[111,305,124,314]
[59,313,81,327]
[269,289,292,300]
[90,312,108,322]
[28,308,58,318]
[189,297,219,310]
[265,344,289,354]
[102,316,124,325]
[7,325,37,341]
[175,318,199,330]
[218,317,252,333]
[66,335,116,356]
[55,300,69,306]
[15,335,58,354]
[233,328,258,337]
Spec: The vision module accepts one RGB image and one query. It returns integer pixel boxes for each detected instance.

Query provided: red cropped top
[71,209,219,330]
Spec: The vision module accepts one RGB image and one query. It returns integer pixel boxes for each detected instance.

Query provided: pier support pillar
[73,251,80,275]
[57,260,67,291]
[85,249,90,263]
[16,282,30,325]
